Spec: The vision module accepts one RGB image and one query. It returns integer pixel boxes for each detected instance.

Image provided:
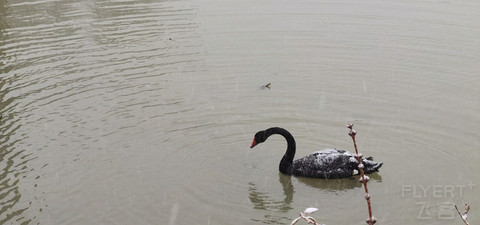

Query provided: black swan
[250,127,383,179]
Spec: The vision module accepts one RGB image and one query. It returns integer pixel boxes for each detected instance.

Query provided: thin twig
[290,208,324,225]
[347,124,376,225]
[455,202,470,225]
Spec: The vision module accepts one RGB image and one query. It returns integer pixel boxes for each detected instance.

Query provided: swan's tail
[362,158,383,174]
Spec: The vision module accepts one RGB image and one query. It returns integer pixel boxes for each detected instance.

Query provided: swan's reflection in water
[249,174,294,212]
[296,172,382,191]
[248,173,382,224]
[248,174,294,224]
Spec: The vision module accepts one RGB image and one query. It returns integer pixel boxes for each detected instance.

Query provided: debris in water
[304,207,318,214]
[262,83,271,89]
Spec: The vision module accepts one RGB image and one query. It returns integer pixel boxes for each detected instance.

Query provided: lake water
[1,0,479,224]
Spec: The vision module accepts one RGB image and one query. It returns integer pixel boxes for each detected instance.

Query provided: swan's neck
[266,127,296,174]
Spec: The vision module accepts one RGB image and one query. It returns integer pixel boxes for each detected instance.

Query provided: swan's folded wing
[292,150,356,178]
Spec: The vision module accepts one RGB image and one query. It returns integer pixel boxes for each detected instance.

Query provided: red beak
[250,138,257,148]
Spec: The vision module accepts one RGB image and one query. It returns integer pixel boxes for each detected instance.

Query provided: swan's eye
[255,131,266,142]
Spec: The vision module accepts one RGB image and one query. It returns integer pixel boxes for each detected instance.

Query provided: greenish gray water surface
[1,0,479,224]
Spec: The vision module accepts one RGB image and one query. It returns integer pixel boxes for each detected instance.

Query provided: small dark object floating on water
[262,83,271,89]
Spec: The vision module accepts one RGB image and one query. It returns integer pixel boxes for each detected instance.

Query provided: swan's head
[250,130,267,148]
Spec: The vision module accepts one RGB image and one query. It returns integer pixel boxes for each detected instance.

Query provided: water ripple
[1,0,204,223]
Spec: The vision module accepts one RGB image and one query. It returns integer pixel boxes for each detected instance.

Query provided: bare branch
[290,208,324,225]
[455,202,470,225]
[347,123,377,225]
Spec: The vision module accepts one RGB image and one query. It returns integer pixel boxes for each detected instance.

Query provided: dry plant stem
[291,212,321,225]
[347,124,376,225]
[454,202,470,225]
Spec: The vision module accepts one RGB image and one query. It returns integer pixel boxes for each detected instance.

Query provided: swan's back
[291,149,362,179]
